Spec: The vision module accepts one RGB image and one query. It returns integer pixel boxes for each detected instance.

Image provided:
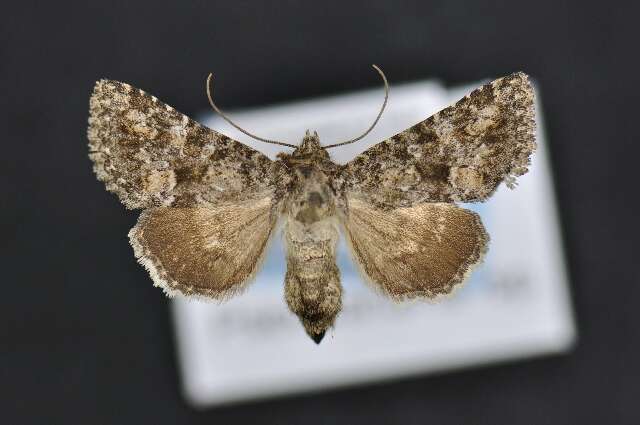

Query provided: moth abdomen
[284,239,342,344]
[283,218,342,344]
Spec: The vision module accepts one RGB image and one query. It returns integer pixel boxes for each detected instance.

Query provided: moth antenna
[206,73,297,148]
[322,64,389,150]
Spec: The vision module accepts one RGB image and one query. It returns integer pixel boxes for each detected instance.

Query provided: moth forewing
[342,72,536,209]
[88,79,274,210]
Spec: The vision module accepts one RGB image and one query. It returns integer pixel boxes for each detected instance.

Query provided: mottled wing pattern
[342,72,535,208]
[341,196,488,300]
[88,80,273,209]
[129,196,277,299]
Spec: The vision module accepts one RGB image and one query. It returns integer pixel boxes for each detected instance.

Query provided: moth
[88,66,535,343]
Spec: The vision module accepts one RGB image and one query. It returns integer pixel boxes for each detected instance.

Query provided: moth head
[290,130,329,161]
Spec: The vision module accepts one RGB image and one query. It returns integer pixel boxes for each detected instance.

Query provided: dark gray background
[2,1,638,424]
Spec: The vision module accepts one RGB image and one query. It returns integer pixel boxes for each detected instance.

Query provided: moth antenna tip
[205,72,296,149]
[323,64,389,150]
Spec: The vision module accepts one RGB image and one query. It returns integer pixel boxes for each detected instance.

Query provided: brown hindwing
[341,197,488,300]
[129,196,276,299]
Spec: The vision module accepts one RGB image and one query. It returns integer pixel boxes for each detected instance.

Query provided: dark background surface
[2,1,639,424]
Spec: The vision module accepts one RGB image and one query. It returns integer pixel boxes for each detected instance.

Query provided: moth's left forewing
[343,72,536,208]
[88,80,275,209]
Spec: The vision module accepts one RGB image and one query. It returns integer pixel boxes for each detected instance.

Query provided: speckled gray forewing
[88,80,274,209]
[342,72,536,208]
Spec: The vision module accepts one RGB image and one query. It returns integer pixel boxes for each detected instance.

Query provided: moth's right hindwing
[88,79,274,209]
[341,196,488,300]
[129,196,277,299]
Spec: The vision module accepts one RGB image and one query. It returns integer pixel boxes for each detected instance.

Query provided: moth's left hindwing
[129,197,277,299]
[88,80,274,209]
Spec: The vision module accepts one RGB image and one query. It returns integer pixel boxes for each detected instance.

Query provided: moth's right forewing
[343,72,536,208]
[340,196,488,300]
[129,195,278,299]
